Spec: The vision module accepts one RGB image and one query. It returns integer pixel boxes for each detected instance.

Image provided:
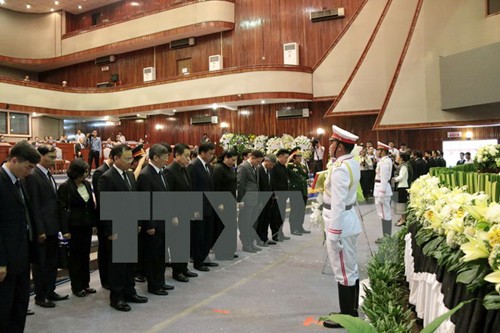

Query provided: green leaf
[420,300,473,333]
[483,294,500,310]
[319,314,377,333]
[456,265,480,284]
[422,237,444,257]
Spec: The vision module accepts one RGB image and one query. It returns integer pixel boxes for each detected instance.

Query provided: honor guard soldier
[374,141,393,241]
[322,125,361,329]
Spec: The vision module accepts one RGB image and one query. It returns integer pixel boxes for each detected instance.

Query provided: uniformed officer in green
[287,148,311,235]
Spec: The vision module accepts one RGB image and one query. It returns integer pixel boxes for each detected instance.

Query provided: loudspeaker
[110,74,119,82]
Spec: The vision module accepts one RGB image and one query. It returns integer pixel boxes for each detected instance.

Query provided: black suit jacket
[257,165,272,192]
[0,168,34,274]
[165,161,191,192]
[136,164,168,232]
[25,167,61,237]
[92,162,110,205]
[188,158,213,218]
[58,179,96,229]
[271,162,288,191]
[98,167,137,236]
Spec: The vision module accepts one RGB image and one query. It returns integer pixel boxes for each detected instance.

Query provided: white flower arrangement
[309,193,324,231]
[281,134,295,150]
[219,133,234,150]
[253,135,268,153]
[266,137,283,155]
[293,135,312,160]
[474,144,500,172]
[408,174,500,295]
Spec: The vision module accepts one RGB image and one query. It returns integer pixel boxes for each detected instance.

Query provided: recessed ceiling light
[78,5,82,9]
[26,4,31,9]
[50,8,54,12]
[261,100,266,104]
[54,1,59,5]
[131,2,140,6]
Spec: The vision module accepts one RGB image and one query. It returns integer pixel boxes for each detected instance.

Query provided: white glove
[171,217,179,226]
[327,233,343,252]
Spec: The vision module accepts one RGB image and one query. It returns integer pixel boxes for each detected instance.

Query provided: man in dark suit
[165,144,199,282]
[0,141,40,332]
[98,144,148,312]
[271,149,290,242]
[256,154,277,246]
[25,145,70,309]
[188,142,218,271]
[237,150,265,253]
[92,154,114,289]
[136,144,174,295]
[410,150,427,182]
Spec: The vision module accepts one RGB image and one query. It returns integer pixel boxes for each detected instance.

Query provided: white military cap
[329,125,359,144]
[377,141,390,150]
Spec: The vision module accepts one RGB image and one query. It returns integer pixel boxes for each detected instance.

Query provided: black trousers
[88,150,100,169]
[256,199,273,242]
[32,234,58,301]
[0,264,30,333]
[360,170,375,198]
[166,221,189,276]
[107,240,137,303]
[190,216,213,266]
[97,225,109,287]
[270,199,285,238]
[68,225,92,293]
[143,231,166,291]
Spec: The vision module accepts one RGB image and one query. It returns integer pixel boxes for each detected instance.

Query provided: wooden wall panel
[44,0,364,87]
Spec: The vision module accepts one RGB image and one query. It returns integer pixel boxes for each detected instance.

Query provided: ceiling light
[0,0,5,5]
[50,8,54,12]
[261,100,266,104]
[26,4,31,9]
[173,109,177,113]
[316,128,325,136]
[78,5,82,9]
[131,1,140,6]
[54,1,59,5]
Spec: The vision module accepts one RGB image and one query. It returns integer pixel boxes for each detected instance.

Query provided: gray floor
[25,199,401,333]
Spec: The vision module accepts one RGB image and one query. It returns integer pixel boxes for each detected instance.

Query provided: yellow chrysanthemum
[488,228,500,248]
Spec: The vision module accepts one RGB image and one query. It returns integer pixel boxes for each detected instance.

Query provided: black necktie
[16,180,33,241]
[159,171,167,190]
[47,171,57,194]
[122,172,132,190]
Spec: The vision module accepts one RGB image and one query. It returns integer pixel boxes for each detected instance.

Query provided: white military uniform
[323,154,361,286]
[374,155,393,220]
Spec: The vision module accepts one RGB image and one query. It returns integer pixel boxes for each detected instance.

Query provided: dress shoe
[194,264,210,272]
[26,309,35,316]
[84,288,97,294]
[110,301,131,312]
[204,262,219,267]
[234,254,239,258]
[125,294,148,303]
[134,275,146,283]
[251,245,262,251]
[73,290,87,298]
[185,270,198,278]
[35,299,55,308]
[256,240,268,247]
[173,273,189,282]
[161,284,174,291]
[149,289,168,296]
[242,246,257,253]
[48,292,69,301]
[291,230,303,236]
[299,229,311,234]
[267,240,277,245]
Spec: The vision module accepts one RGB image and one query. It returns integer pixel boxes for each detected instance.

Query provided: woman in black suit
[58,159,97,297]
[211,150,238,260]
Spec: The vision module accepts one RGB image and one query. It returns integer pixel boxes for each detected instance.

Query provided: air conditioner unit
[191,115,218,125]
[120,115,147,120]
[209,55,223,71]
[170,37,195,49]
[95,55,116,65]
[143,67,156,82]
[283,42,299,65]
[96,81,111,88]
[276,108,309,119]
[310,8,345,22]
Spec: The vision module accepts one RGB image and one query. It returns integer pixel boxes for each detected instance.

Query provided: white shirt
[313,146,325,161]
[374,155,393,197]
